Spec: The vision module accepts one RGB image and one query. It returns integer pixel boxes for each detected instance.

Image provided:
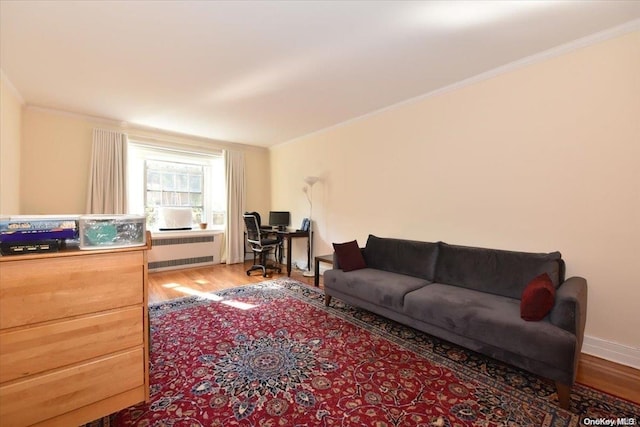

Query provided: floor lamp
[302,176,319,277]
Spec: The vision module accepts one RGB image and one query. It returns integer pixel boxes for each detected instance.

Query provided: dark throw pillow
[333,240,366,272]
[520,273,556,321]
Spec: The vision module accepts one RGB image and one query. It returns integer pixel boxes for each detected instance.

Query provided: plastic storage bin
[79,215,146,250]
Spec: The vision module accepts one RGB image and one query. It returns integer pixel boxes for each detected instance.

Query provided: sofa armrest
[549,276,588,340]
[550,276,587,385]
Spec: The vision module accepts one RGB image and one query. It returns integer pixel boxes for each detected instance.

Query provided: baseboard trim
[582,335,640,369]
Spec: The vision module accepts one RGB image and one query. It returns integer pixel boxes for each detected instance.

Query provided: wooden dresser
[0,245,150,426]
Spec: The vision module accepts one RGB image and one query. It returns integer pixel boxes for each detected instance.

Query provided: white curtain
[86,129,128,214]
[223,150,246,264]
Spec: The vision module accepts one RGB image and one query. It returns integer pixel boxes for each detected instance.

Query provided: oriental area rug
[105,279,638,426]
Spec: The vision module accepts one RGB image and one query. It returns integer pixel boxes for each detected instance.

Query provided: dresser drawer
[0,348,144,426]
[0,251,144,329]
[0,307,143,383]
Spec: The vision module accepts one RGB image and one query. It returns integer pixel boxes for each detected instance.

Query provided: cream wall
[20,108,271,216]
[0,74,23,215]
[270,32,640,358]
[21,109,93,213]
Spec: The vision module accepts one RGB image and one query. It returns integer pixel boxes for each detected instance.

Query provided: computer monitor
[268,211,290,230]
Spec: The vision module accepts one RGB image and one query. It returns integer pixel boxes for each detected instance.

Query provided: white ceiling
[2,1,639,147]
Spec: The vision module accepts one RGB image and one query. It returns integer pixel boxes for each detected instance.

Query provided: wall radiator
[148,232,222,272]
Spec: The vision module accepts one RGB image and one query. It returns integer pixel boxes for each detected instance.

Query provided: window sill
[150,228,224,239]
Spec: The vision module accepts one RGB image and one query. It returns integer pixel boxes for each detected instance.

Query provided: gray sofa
[324,234,587,409]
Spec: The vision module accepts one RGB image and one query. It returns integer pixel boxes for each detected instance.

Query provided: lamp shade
[304,176,319,186]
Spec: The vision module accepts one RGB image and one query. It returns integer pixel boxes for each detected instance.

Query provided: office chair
[245,211,263,228]
[244,211,283,263]
[243,213,282,277]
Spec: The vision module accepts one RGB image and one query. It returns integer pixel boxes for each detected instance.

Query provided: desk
[277,230,310,277]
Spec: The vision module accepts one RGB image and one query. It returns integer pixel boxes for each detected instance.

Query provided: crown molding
[274,19,640,149]
[1,70,25,105]
[25,104,123,127]
[24,105,267,153]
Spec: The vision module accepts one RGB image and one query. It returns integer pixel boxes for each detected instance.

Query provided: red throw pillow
[333,240,366,272]
[520,273,556,321]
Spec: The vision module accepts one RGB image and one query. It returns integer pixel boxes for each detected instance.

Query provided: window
[145,159,204,224]
[128,142,225,230]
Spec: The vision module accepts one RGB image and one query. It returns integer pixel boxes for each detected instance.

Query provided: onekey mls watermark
[582,418,637,426]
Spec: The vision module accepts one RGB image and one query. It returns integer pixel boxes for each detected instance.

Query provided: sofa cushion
[435,242,562,299]
[403,284,575,369]
[520,273,556,321]
[364,235,439,281]
[333,240,366,272]
[324,268,430,311]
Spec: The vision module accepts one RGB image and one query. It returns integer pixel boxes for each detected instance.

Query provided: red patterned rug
[110,279,638,426]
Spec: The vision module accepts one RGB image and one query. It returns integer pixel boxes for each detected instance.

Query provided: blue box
[0,215,79,243]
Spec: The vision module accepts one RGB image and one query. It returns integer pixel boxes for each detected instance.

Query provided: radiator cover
[148,232,221,271]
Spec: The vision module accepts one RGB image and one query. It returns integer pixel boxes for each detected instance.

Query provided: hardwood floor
[148,262,640,405]
[148,261,315,304]
[576,353,640,403]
